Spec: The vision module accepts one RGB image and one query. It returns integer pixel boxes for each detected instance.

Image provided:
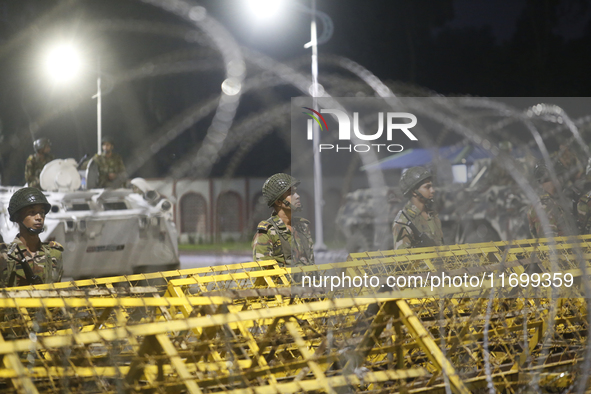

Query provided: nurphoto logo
[303,107,418,153]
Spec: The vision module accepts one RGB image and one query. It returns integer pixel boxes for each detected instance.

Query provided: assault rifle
[7,244,44,285]
[396,211,437,248]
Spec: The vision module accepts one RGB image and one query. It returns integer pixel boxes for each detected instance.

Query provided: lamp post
[247,0,333,251]
[92,58,102,155]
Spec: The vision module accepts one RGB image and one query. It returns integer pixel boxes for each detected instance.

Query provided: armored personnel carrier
[0,159,179,279]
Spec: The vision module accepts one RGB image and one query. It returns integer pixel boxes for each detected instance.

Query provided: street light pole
[246,0,332,251]
[299,0,332,251]
[93,57,102,155]
[309,0,326,251]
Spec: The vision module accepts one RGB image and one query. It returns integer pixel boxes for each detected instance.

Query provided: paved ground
[179,249,349,269]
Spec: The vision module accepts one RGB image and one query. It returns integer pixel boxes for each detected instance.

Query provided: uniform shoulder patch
[47,241,64,251]
[257,221,272,232]
[393,210,406,223]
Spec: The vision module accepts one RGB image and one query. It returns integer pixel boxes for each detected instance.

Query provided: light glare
[246,0,284,19]
[45,44,82,83]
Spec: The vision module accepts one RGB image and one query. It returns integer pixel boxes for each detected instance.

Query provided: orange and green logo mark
[302,107,329,131]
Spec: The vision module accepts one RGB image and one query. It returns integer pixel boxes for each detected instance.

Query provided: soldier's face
[102,142,113,153]
[416,180,435,200]
[20,204,46,231]
[278,187,301,210]
[42,145,51,154]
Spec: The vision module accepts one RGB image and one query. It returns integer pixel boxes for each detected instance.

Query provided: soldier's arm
[252,228,275,262]
[527,209,538,238]
[528,207,557,239]
[24,157,34,185]
[297,218,315,265]
[48,242,64,283]
[0,253,7,288]
[392,222,412,250]
[576,195,591,234]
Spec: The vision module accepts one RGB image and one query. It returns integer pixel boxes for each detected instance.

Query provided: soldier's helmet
[101,136,114,145]
[262,173,300,207]
[534,161,566,183]
[33,138,51,152]
[400,166,433,197]
[499,140,513,152]
[8,187,51,222]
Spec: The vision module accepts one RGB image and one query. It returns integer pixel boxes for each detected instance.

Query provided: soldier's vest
[1,241,63,287]
[260,215,313,266]
[393,202,444,247]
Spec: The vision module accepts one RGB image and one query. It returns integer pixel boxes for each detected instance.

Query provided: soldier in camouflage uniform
[554,143,584,185]
[487,141,516,186]
[392,167,444,249]
[93,137,126,188]
[25,138,55,189]
[577,190,591,234]
[527,162,571,238]
[252,173,314,267]
[0,188,63,287]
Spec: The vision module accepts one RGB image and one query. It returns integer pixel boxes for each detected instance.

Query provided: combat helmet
[400,166,433,197]
[262,173,300,207]
[8,187,51,222]
[33,138,51,152]
[499,140,513,152]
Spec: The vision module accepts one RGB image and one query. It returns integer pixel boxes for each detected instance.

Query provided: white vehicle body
[0,184,180,279]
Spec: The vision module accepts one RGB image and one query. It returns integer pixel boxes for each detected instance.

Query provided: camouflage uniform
[551,148,584,187]
[527,193,568,238]
[576,190,591,234]
[93,152,126,188]
[25,153,55,189]
[0,236,63,288]
[252,214,314,267]
[392,201,444,250]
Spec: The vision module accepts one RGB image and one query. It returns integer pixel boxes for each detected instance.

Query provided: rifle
[396,211,437,248]
[7,244,44,285]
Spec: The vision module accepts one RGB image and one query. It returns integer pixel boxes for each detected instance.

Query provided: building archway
[179,192,208,236]
[216,191,243,237]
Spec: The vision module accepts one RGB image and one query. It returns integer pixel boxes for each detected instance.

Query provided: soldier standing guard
[392,166,444,250]
[93,137,127,188]
[25,138,55,189]
[252,173,314,267]
[0,188,63,287]
[527,162,571,238]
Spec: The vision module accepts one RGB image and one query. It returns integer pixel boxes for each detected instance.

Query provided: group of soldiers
[0,137,127,287]
[253,146,591,266]
[25,137,127,190]
[3,143,589,287]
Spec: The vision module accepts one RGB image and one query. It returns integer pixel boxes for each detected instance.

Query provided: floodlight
[45,44,81,83]
[246,0,284,19]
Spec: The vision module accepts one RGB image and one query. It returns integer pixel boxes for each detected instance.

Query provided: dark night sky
[0,0,590,184]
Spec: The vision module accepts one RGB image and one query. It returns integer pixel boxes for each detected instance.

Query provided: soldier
[252,173,314,267]
[527,162,571,238]
[577,191,591,234]
[392,166,444,250]
[25,138,55,189]
[93,137,126,188]
[487,141,516,186]
[554,143,584,185]
[0,188,63,287]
